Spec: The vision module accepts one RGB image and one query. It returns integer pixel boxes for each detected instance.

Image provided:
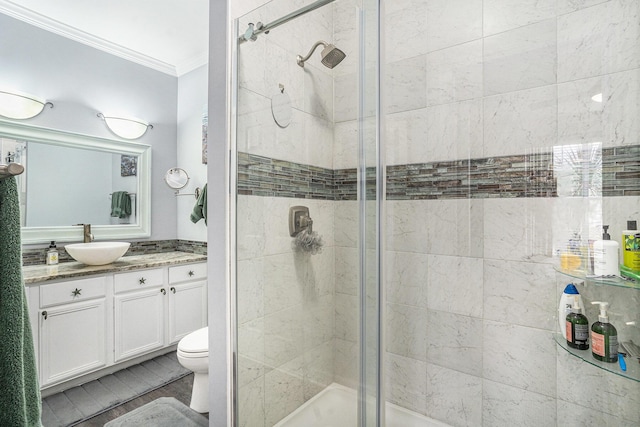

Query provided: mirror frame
[0,120,151,244]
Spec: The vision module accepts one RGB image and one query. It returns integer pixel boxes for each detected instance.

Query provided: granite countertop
[23,251,207,284]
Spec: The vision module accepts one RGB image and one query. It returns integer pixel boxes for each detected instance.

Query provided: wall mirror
[0,120,151,244]
[164,167,190,190]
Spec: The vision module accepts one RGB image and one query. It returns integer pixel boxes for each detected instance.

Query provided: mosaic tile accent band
[603,145,640,197]
[238,145,639,201]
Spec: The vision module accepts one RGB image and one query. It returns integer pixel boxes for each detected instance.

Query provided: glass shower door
[232,0,380,425]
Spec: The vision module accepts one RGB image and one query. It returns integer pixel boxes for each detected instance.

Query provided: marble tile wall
[383,1,640,426]
[234,2,340,425]
[232,0,640,426]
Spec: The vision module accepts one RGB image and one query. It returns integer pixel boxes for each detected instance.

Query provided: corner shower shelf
[554,334,640,382]
[554,267,640,290]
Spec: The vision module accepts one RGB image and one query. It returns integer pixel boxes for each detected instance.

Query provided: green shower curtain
[0,177,42,427]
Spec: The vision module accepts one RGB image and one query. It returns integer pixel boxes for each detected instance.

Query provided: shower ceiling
[0,0,208,76]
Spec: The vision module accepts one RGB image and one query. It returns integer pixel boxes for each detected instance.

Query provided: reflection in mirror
[164,167,190,190]
[0,120,151,244]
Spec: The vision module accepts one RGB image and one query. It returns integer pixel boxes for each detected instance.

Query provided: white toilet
[177,326,209,413]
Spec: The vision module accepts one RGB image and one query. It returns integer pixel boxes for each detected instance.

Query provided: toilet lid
[178,326,208,353]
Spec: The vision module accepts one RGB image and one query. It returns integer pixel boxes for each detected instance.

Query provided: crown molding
[0,1,179,76]
[175,52,208,76]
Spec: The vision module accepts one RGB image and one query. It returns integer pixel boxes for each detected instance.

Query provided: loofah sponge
[293,229,324,255]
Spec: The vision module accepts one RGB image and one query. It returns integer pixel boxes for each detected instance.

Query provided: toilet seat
[178,326,208,356]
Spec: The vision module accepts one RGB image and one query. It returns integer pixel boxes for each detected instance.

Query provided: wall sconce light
[97,112,153,139]
[0,90,53,119]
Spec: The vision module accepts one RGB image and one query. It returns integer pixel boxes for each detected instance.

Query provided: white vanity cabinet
[168,263,207,344]
[37,276,109,387]
[114,268,166,362]
[113,262,208,361]
[26,258,207,390]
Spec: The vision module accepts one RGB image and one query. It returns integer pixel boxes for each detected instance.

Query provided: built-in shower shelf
[554,334,640,383]
[554,267,640,290]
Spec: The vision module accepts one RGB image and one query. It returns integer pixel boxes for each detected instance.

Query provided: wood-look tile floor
[73,373,209,426]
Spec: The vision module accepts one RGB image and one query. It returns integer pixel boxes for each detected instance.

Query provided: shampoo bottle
[558,284,583,339]
[622,220,640,272]
[46,241,59,265]
[593,225,619,276]
[590,301,618,363]
[566,298,589,350]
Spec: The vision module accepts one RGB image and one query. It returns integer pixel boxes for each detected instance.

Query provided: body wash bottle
[558,284,582,339]
[593,225,619,276]
[590,301,618,363]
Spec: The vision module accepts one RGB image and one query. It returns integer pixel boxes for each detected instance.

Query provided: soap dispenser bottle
[46,241,59,265]
[566,298,589,350]
[558,284,583,339]
[590,301,618,363]
[593,225,619,276]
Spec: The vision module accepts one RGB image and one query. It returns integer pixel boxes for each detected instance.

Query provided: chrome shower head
[297,41,346,69]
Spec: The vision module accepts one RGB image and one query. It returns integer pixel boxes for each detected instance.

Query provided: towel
[111,191,132,218]
[0,177,42,427]
[190,184,207,225]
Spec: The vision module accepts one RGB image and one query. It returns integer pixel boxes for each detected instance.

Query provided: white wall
[0,12,179,245]
[177,65,209,242]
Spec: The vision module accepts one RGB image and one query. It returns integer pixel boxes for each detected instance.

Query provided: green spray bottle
[590,301,618,363]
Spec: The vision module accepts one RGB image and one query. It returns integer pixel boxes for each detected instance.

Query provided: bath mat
[41,352,190,427]
[104,397,207,427]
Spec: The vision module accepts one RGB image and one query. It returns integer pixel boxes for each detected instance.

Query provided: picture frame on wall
[121,155,137,177]
[202,104,208,164]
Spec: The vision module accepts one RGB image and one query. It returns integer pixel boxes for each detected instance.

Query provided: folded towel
[0,177,42,427]
[111,191,132,218]
[190,184,207,225]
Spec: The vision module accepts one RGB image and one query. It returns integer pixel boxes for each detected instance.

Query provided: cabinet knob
[170,287,176,294]
[71,288,82,297]
[139,277,146,285]
[188,270,194,277]
[160,288,166,295]
[42,311,48,320]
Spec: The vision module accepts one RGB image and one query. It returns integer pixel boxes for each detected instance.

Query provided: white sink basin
[65,242,131,266]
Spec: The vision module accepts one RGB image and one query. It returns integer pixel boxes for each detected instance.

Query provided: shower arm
[296,41,328,67]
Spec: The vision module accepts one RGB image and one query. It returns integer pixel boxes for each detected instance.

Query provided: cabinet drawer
[115,268,164,294]
[169,263,207,284]
[40,277,106,308]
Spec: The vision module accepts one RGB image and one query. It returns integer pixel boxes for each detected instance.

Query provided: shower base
[274,383,451,427]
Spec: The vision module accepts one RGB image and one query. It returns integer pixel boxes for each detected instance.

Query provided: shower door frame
[228,0,383,425]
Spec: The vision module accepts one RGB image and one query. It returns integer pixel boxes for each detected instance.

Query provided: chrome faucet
[74,224,94,243]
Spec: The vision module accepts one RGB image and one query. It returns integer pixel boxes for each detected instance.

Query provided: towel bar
[0,162,24,180]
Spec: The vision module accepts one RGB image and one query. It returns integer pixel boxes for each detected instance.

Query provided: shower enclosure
[229,0,640,426]
[232,0,382,425]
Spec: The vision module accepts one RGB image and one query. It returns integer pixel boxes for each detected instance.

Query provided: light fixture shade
[98,113,152,139]
[0,90,52,119]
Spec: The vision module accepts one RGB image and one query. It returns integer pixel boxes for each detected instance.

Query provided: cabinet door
[168,281,207,344]
[114,287,166,362]
[39,298,107,386]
